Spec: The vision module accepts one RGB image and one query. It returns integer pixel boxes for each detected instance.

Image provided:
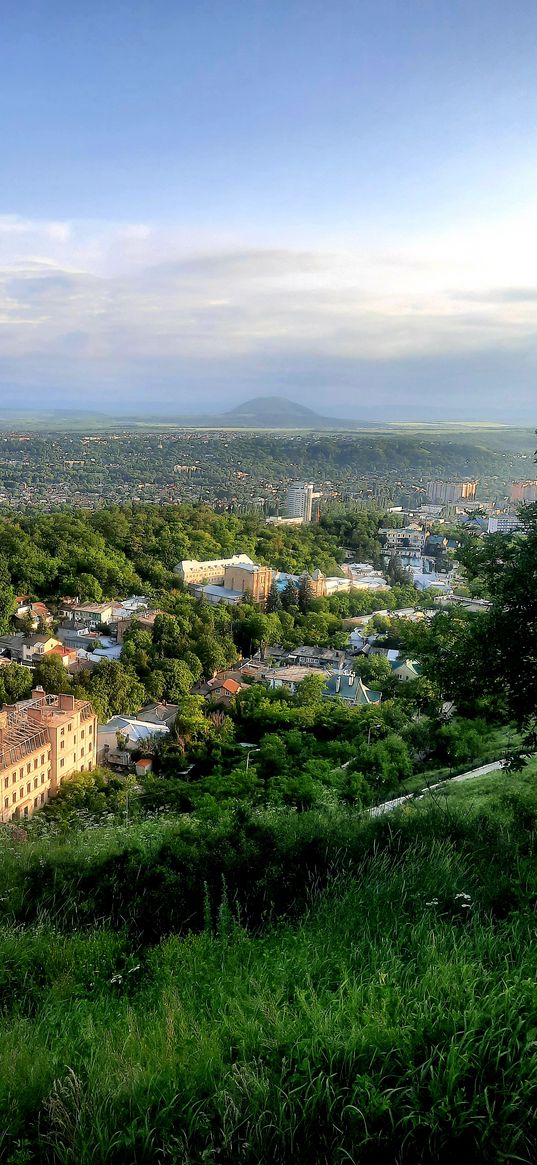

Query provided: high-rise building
[426,481,478,505]
[511,481,537,504]
[286,482,315,522]
[0,689,97,824]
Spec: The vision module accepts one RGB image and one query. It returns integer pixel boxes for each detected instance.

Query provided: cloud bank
[1,213,537,419]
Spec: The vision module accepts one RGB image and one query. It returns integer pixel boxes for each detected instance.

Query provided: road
[370,758,506,817]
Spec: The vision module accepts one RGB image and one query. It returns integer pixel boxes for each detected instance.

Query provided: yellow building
[223,562,273,605]
[0,689,97,823]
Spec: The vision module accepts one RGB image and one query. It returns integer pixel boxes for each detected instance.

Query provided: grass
[417,755,537,812]
[0,793,536,1162]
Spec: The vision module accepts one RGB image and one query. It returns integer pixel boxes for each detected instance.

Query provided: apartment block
[511,481,537,504]
[426,480,478,505]
[0,689,97,824]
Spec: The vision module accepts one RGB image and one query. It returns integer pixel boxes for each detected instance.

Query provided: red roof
[221,678,242,695]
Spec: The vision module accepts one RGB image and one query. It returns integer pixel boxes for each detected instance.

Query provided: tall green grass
[0,791,536,1162]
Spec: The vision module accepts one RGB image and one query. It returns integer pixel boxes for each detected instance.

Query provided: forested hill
[0,503,383,600]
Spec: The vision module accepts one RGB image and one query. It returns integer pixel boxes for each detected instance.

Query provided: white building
[286,482,315,523]
[487,515,522,534]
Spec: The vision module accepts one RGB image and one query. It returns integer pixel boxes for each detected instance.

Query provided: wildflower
[425,898,439,906]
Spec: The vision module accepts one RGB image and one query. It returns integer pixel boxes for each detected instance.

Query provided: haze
[2,1,537,420]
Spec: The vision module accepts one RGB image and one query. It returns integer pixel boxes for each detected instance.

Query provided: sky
[1,0,537,421]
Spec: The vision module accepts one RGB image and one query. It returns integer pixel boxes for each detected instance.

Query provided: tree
[266,581,282,613]
[78,660,146,720]
[33,654,73,695]
[295,673,327,707]
[0,560,15,634]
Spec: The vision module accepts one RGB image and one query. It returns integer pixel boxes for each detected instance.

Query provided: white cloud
[1,212,537,396]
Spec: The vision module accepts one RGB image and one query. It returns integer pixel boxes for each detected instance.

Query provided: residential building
[175,555,254,586]
[286,482,315,523]
[426,481,478,504]
[286,646,346,669]
[324,673,382,705]
[59,601,114,627]
[390,659,422,682]
[382,526,425,556]
[487,515,522,534]
[511,481,537,504]
[135,702,179,729]
[97,715,169,767]
[0,689,97,824]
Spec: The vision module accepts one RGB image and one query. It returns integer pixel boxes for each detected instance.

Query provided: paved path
[371,758,506,817]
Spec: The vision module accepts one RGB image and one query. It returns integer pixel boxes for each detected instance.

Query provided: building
[426,481,478,505]
[97,715,170,767]
[487,514,522,534]
[175,555,254,587]
[59,601,114,627]
[286,482,315,523]
[194,562,273,607]
[382,526,425,555]
[511,481,537,504]
[0,689,97,824]
[223,562,273,605]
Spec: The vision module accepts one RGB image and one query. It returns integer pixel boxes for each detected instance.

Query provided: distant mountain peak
[216,396,342,427]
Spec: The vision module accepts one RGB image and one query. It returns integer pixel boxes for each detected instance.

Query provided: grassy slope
[0,793,536,1164]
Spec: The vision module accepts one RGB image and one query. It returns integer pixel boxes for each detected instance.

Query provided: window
[41,754,45,765]
[34,758,38,770]
[23,807,28,817]
[88,762,92,772]
[4,778,8,789]
[26,783,31,794]
[19,768,23,779]
[68,724,72,732]
[12,792,16,804]
[40,775,45,785]
[60,759,64,769]
[60,727,65,736]
[4,797,8,809]
[81,729,85,739]
[74,735,77,744]
[33,778,38,789]
[40,792,45,804]
[26,763,31,774]
[80,764,85,772]
[34,797,38,807]
[89,742,93,753]
[89,724,93,734]
[12,774,16,785]
[60,740,64,750]
[81,747,84,757]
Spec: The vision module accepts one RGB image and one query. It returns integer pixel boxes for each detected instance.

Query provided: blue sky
[1,0,537,419]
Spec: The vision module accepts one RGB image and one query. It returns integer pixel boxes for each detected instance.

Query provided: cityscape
[1,3,537,1162]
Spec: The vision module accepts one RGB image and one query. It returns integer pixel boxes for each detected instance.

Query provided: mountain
[195,396,351,429]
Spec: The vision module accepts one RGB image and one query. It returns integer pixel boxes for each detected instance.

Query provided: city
[1,3,537,1162]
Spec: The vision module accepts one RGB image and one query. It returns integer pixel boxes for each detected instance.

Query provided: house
[264,665,321,693]
[47,643,78,670]
[14,600,53,628]
[324,672,382,706]
[0,633,25,662]
[286,645,346,669]
[20,634,60,661]
[59,601,114,627]
[206,677,245,703]
[390,658,422,683]
[193,562,273,607]
[97,715,170,767]
[135,702,179,729]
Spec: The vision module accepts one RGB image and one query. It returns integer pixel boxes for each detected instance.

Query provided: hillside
[0,791,536,1163]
